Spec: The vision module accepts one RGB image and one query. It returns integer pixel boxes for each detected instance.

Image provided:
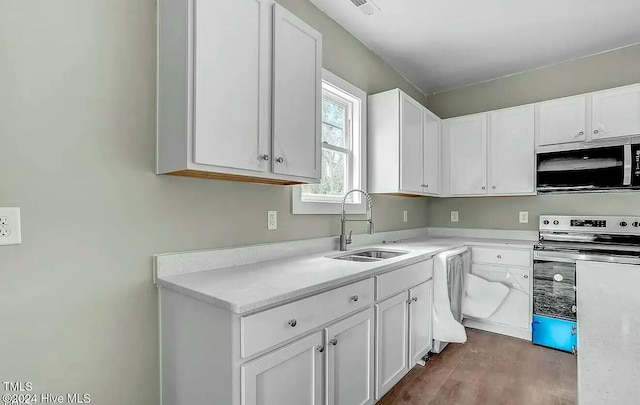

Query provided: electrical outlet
[519,211,529,224]
[267,210,277,230]
[451,211,459,222]
[0,207,21,246]
[403,210,408,222]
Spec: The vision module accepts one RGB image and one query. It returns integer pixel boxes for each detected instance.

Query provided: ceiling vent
[350,0,381,15]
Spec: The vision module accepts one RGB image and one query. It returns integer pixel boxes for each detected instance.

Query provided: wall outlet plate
[0,207,21,246]
[267,210,277,230]
[519,211,529,224]
[403,210,408,222]
[451,211,459,222]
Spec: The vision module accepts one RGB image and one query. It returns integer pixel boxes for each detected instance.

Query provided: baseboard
[463,319,532,341]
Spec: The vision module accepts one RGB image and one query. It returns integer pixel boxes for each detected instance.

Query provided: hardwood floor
[378,328,577,405]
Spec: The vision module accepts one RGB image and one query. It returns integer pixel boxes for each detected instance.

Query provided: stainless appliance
[532,215,640,353]
[536,143,640,193]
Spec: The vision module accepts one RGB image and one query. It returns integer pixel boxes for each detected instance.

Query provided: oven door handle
[534,250,579,263]
[623,144,632,186]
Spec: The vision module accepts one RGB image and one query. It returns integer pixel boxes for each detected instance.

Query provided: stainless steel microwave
[537,143,640,193]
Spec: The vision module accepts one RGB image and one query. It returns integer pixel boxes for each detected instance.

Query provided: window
[292,70,367,215]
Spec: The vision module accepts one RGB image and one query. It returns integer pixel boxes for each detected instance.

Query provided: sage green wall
[0,1,427,403]
[425,44,640,230]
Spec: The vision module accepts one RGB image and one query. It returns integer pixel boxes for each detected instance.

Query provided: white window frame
[292,70,367,215]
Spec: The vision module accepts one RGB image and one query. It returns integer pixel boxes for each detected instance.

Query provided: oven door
[533,257,576,321]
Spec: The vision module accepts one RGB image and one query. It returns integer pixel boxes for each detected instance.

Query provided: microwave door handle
[623,144,632,186]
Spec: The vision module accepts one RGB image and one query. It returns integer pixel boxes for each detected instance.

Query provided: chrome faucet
[340,189,374,251]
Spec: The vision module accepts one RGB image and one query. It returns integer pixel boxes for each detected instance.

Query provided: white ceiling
[310,0,640,94]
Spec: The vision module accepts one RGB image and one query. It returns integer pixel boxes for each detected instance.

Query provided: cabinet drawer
[241,278,374,358]
[471,247,531,267]
[376,260,433,300]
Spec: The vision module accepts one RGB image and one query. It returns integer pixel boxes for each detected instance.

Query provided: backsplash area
[427,193,640,231]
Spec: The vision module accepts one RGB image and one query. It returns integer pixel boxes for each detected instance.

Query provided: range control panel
[540,215,640,234]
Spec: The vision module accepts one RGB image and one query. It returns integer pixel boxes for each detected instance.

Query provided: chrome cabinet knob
[524,274,529,278]
[288,319,297,327]
[593,130,599,134]
[261,154,270,161]
[329,338,338,346]
[411,297,418,302]
[578,131,584,136]
[497,255,502,259]
[424,184,429,188]
[316,345,325,353]
[350,295,359,302]
[492,186,496,189]
[481,186,486,190]
[276,157,284,163]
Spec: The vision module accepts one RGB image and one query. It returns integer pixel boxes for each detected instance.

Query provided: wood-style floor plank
[378,328,577,405]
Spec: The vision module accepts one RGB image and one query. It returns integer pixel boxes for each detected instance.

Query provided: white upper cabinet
[591,84,640,140]
[192,0,269,172]
[536,95,586,146]
[423,110,441,194]
[449,114,488,195]
[369,89,441,196]
[400,93,425,193]
[488,106,535,195]
[157,0,322,185]
[272,4,322,179]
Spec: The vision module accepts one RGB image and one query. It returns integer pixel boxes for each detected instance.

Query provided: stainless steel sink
[332,249,408,262]
[352,250,407,259]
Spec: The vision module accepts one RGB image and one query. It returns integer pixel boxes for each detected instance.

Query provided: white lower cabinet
[375,291,410,400]
[326,308,375,405]
[375,278,433,400]
[409,280,433,366]
[241,331,325,405]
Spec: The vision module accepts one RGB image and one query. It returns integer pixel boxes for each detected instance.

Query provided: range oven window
[533,260,576,321]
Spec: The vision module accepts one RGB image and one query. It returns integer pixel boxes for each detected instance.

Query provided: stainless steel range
[532,215,640,353]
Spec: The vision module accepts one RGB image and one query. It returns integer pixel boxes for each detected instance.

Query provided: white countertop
[156,234,535,315]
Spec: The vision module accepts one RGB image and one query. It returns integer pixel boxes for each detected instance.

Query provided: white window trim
[292,69,367,215]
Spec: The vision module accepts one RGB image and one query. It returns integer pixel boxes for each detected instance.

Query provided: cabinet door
[399,93,424,193]
[193,0,270,172]
[537,95,586,146]
[326,308,374,405]
[242,331,325,405]
[422,110,441,194]
[449,114,488,195]
[592,85,640,140]
[488,106,535,195]
[272,4,322,180]
[409,280,433,367]
[471,264,530,329]
[375,291,409,400]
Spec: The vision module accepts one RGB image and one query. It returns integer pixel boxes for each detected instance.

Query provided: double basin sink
[332,249,408,262]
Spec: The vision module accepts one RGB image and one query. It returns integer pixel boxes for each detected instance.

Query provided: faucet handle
[346,230,352,245]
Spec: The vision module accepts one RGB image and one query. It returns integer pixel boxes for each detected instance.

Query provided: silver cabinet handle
[497,255,502,259]
[288,319,297,327]
[261,154,270,161]
[329,338,338,346]
[411,297,418,302]
[593,130,599,134]
[350,295,359,302]
[524,274,529,278]
[316,345,325,353]
[276,157,284,163]
[481,186,486,190]
[578,131,584,136]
